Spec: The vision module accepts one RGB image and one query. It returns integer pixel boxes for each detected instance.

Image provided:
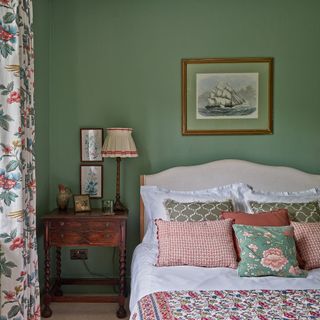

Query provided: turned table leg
[116,224,127,318]
[42,225,52,318]
[54,247,63,296]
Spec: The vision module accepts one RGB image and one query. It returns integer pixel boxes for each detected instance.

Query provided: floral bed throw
[130,289,320,320]
[0,0,40,319]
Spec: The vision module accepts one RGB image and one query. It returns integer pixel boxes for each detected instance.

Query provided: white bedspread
[129,242,320,312]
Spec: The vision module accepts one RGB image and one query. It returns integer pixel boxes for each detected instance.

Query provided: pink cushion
[292,222,320,270]
[155,219,237,268]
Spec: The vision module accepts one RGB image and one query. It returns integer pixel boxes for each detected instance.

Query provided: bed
[129,159,320,319]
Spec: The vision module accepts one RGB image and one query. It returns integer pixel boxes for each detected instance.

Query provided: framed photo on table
[181,57,273,135]
[73,195,91,213]
[80,165,103,198]
[80,128,103,162]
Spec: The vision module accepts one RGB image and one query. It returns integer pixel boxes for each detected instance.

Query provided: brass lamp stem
[114,157,126,212]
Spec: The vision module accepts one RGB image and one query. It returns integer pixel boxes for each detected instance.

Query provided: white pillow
[242,186,320,212]
[141,183,250,246]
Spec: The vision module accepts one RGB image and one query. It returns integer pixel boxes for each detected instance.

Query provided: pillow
[141,183,250,245]
[222,209,290,259]
[292,222,320,270]
[233,224,306,278]
[243,186,320,200]
[222,209,290,226]
[165,199,234,222]
[241,186,320,222]
[155,219,237,268]
[249,201,320,222]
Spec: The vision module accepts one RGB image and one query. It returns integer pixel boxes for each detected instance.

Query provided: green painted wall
[36,0,320,289]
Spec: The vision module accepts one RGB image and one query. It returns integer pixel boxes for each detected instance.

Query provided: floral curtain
[0,0,40,319]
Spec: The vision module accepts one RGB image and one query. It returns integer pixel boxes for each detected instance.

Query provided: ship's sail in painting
[197,73,258,119]
[207,83,246,108]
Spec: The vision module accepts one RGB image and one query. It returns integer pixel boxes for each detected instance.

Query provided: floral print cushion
[164,199,233,222]
[249,200,320,222]
[233,224,307,277]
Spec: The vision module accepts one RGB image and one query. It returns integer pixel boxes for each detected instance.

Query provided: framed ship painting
[80,128,103,162]
[181,58,273,135]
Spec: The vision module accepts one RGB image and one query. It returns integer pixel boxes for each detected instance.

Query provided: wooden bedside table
[41,209,127,318]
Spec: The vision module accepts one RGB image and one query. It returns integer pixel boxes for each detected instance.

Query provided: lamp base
[113,199,127,214]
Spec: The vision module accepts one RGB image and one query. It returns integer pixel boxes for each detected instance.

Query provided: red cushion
[155,219,237,268]
[221,209,290,260]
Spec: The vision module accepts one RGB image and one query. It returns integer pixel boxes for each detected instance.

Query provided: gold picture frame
[182,57,273,135]
[73,194,91,213]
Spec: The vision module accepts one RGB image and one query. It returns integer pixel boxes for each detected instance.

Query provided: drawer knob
[60,234,64,238]
[60,222,64,226]
[105,223,110,227]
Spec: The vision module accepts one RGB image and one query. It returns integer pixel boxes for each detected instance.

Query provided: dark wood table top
[42,208,128,220]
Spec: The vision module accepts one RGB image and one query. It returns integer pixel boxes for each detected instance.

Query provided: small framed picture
[80,128,103,162]
[80,165,103,198]
[73,195,91,213]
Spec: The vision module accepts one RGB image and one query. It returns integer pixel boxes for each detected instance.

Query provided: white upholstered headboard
[139,159,320,240]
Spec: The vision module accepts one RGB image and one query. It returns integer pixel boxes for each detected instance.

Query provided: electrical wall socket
[70,249,88,260]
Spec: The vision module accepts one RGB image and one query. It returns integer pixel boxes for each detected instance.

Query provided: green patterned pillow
[249,201,320,222]
[233,224,307,278]
[164,199,233,222]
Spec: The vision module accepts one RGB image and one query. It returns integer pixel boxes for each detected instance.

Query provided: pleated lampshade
[102,128,138,158]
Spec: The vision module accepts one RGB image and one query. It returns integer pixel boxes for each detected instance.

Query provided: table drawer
[48,220,119,233]
[49,221,82,229]
[49,232,83,246]
[49,230,120,246]
[87,232,119,246]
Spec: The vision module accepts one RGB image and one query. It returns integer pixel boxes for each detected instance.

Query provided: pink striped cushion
[155,219,237,268]
[292,222,320,270]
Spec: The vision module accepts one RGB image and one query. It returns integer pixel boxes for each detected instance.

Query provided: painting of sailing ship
[196,73,258,119]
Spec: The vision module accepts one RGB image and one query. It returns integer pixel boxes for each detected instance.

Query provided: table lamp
[102,128,138,212]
